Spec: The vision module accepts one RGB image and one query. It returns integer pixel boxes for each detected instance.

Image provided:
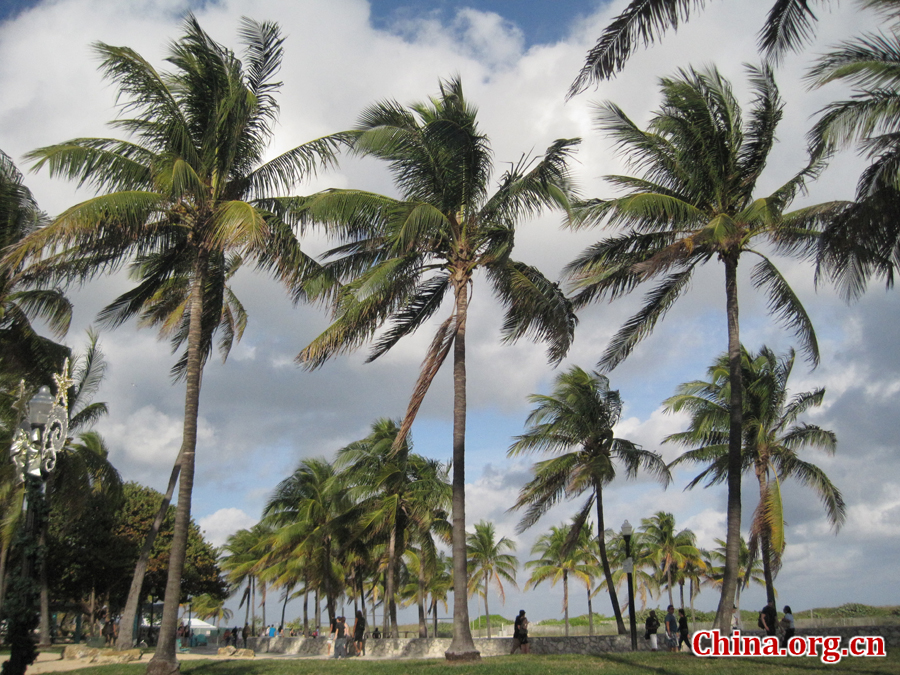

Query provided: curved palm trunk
[594,486,626,634]
[147,255,206,675]
[117,455,182,649]
[713,254,743,630]
[563,570,569,637]
[445,281,479,660]
[384,522,399,637]
[302,573,309,636]
[667,567,674,608]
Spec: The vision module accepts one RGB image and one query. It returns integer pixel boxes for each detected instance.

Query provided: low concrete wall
[251,625,897,658]
[250,634,645,657]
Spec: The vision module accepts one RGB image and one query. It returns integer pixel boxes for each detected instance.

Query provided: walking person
[510,609,530,654]
[332,617,348,659]
[353,610,366,657]
[759,600,778,637]
[780,605,796,649]
[644,610,660,651]
[677,608,690,653]
[664,605,678,652]
[327,616,337,656]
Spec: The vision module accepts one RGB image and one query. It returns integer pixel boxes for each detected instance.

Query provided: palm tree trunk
[445,280,478,660]
[280,586,290,630]
[587,584,594,636]
[117,453,182,649]
[757,472,777,605]
[679,579,685,609]
[147,255,206,675]
[594,486,627,634]
[432,598,438,636]
[690,578,696,624]
[261,582,267,631]
[0,539,9,620]
[417,562,427,638]
[667,568,674,608]
[713,253,743,630]
[302,574,309,636]
[483,569,491,638]
[385,522,399,638]
[251,577,256,635]
[563,571,569,637]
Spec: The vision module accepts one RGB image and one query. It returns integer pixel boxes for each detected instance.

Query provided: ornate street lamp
[2,364,71,675]
[621,520,638,651]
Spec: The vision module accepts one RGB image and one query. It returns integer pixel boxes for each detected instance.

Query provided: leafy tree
[3,16,341,670]
[568,0,886,94]
[336,418,450,637]
[466,521,517,640]
[807,16,900,300]
[220,523,273,636]
[637,512,701,608]
[263,459,350,629]
[703,536,765,619]
[665,346,844,603]
[508,366,669,634]
[295,77,578,660]
[563,65,822,628]
[524,523,597,637]
[0,149,70,384]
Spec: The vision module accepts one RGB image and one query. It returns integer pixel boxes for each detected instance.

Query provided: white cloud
[199,508,259,548]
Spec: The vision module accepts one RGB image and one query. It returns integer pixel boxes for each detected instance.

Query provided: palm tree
[465,521,518,639]
[563,65,822,628]
[665,346,845,603]
[508,365,669,634]
[704,536,765,620]
[568,0,881,94]
[295,77,578,660]
[638,512,701,609]
[336,418,450,637]
[0,149,71,383]
[263,459,351,629]
[190,593,233,631]
[525,523,597,637]
[3,17,342,670]
[220,523,273,637]
[807,19,900,300]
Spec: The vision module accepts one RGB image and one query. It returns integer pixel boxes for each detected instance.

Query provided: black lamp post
[621,520,638,651]
[3,371,70,675]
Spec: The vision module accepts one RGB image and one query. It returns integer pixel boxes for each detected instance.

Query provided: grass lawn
[54,651,898,675]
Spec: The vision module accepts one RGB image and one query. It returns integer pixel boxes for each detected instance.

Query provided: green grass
[47,651,899,675]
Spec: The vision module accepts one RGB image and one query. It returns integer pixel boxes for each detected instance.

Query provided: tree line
[2,1,895,669]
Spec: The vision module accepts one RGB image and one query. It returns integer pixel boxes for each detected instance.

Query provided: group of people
[328,610,367,658]
[222,625,249,648]
[644,605,690,652]
[758,600,795,647]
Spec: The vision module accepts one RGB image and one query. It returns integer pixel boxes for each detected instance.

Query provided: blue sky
[1,0,897,629]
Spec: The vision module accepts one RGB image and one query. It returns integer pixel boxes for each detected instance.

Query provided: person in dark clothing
[644,610,660,651]
[510,609,529,654]
[759,601,778,636]
[353,610,366,656]
[677,608,690,652]
[332,617,348,659]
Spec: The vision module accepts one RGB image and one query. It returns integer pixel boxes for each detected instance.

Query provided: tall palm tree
[3,17,342,671]
[806,17,900,300]
[508,365,669,634]
[295,77,578,660]
[525,523,597,637]
[665,345,844,603]
[0,149,71,383]
[336,418,450,637]
[465,521,518,639]
[568,0,883,94]
[563,65,822,628]
[638,512,701,608]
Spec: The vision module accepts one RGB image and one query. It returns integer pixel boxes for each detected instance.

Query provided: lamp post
[621,520,637,651]
[3,367,70,675]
